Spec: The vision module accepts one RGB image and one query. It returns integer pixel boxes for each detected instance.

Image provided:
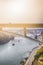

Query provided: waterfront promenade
[25,45,42,65]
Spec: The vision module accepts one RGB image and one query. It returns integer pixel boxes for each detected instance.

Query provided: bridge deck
[0,24,43,28]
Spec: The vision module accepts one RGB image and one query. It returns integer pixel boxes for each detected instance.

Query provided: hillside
[32,47,43,65]
[0,31,14,45]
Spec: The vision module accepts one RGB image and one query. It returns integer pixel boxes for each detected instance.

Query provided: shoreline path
[25,45,42,65]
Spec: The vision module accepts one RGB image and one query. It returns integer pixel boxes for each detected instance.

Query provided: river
[0,36,39,65]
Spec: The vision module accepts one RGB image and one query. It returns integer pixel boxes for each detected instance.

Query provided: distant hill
[0,31,14,45]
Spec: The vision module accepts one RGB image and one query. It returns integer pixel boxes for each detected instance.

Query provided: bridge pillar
[24,27,26,37]
[0,28,2,31]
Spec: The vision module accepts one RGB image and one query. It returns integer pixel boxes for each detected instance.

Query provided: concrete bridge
[0,24,43,37]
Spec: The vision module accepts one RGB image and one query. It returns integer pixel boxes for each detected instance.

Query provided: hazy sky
[0,0,43,24]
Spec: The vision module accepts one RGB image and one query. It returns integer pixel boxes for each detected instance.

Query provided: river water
[0,36,39,65]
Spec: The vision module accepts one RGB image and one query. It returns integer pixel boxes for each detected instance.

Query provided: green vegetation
[20,60,25,65]
[32,47,43,65]
[20,57,28,65]
[34,47,43,60]
[37,58,43,65]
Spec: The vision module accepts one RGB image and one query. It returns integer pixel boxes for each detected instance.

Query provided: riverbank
[0,31,14,45]
[32,46,43,65]
[25,45,42,65]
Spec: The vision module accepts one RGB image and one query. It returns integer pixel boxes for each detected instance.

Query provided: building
[37,32,43,42]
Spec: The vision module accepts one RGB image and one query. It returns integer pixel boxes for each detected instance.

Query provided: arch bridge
[0,24,43,37]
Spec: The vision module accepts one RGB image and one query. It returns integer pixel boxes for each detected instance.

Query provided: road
[25,45,41,65]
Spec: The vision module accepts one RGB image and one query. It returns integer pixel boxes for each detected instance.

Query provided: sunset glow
[0,0,43,23]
